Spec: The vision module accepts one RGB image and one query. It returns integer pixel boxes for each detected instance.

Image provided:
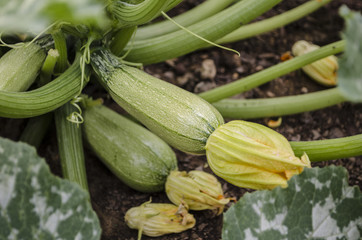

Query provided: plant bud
[125,200,195,238]
[205,120,310,190]
[292,40,338,86]
[165,170,230,215]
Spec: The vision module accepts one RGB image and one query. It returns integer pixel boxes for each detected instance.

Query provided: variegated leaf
[0,137,101,240]
[0,0,107,34]
[223,166,362,240]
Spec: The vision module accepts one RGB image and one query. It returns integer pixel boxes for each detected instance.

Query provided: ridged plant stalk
[19,113,53,149]
[124,0,281,65]
[199,40,345,103]
[52,30,68,73]
[110,26,137,56]
[291,134,362,162]
[51,30,89,192]
[217,0,333,44]
[134,0,235,40]
[163,0,184,12]
[55,102,89,192]
[213,88,347,119]
[107,0,170,27]
[19,49,59,148]
[39,49,59,85]
[0,53,87,118]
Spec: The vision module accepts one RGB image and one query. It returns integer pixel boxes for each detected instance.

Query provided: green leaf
[0,137,101,240]
[337,6,362,102]
[0,0,107,34]
[222,166,362,240]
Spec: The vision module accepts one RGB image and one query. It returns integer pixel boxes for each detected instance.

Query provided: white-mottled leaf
[223,166,362,240]
[0,0,107,34]
[0,137,101,240]
[337,6,362,102]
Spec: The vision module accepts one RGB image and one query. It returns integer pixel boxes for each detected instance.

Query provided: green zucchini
[82,103,178,193]
[0,42,46,91]
[90,48,224,154]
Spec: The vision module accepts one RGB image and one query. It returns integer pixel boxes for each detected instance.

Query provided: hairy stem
[134,0,235,40]
[19,113,53,149]
[55,102,89,192]
[213,88,347,119]
[217,0,333,44]
[199,40,345,103]
[291,134,362,162]
[51,30,68,73]
[124,0,281,64]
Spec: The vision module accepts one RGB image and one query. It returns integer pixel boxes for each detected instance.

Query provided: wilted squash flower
[165,170,230,215]
[292,40,338,86]
[125,200,195,239]
[205,120,310,190]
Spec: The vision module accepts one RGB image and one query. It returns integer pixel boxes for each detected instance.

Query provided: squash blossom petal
[292,40,338,86]
[205,120,310,190]
[125,200,195,238]
[165,170,230,215]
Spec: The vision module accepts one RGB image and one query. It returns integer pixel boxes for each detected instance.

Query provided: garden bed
[0,0,361,239]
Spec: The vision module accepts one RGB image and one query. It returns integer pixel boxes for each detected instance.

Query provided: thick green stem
[124,0,281,65]
[52,30,68,73]
[39,49,59,86]
[55,102,89,192]
[199,40,345,103]
[108,0,169,27]
[0,53,87,118]
[291,134,362,162]
[134,0,235,40]
[20,48,58,149]
[19,113,53,149]
[213,88,347,119]
[217,0,333,44]
[110,26,137,56]
[163,0,184,12]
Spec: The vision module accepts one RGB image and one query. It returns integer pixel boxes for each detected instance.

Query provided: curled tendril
[161,11,240,56]
[67,36,94,126]
[66,96,85,127]
[0,32,26,48]
[0,22,58,48]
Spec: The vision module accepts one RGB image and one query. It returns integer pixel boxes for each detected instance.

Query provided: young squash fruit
[90,48,224,154]
[0,42,46,92]
[82,102,178,193]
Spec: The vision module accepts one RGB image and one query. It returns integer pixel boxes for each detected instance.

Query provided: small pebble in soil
[312,129,321,140]
[200,59,217,79]
[194,81,216,93]
[329,127,345,138]
[301,87,308,93]
[177,72,193,86]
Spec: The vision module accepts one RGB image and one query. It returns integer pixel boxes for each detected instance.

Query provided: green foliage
[223,166,361,240]
[0,0,107,34]
[337,6,362,102]
[0,137,101,240]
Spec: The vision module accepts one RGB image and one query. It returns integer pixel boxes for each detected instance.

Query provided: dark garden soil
[1,0,361,239]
